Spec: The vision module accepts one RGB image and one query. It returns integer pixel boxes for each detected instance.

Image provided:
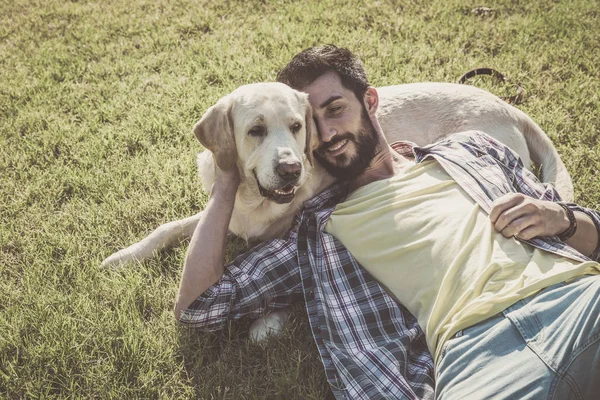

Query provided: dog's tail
[520,114,574,202]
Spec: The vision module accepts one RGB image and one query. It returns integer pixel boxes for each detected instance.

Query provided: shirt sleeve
[474,131,600,261]
[178,228,304,330]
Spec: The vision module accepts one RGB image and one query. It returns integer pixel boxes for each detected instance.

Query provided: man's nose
[317,120,337,143]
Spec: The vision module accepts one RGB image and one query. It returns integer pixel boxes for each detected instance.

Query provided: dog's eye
[290,122,302,134]
[248,125,266,137]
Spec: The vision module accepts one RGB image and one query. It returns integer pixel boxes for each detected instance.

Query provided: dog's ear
[300,95,315,167]
[193,96,237,172]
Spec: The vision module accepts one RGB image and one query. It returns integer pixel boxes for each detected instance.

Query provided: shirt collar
[302,141,421,212]
[302,182,346,212]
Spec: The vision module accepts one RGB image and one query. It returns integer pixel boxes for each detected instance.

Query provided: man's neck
[348,142,411,192]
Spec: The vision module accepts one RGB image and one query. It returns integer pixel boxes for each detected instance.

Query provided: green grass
[1,0,599,398]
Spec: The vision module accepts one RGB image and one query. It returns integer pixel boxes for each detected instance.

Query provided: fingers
[490,193,543,239]
[489,193,525,224]
[514,225,541,241]
[490,193,566,240]
[490,193,529,232]
[495,204,542,233]
[499,216,525,237]
[498,215,540,239]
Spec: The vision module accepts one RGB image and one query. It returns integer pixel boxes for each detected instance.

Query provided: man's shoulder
[302,182,347,212]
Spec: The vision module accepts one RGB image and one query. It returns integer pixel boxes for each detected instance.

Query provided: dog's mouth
[254,172,298,204]
[258,182,297,204]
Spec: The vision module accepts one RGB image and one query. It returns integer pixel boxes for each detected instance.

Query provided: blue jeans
[436,275,600,400]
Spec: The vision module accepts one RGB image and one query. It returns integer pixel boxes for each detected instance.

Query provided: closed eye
[328,105,344,116]
[248,125,266,137]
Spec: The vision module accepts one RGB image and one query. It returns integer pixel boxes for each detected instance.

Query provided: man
[175,45,600,399]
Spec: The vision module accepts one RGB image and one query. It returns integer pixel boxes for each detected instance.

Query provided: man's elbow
[173,302,189,324]
[174,291,198,323]
[172,303,222,332]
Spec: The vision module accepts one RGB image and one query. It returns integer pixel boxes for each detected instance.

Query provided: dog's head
[193,82,314,204]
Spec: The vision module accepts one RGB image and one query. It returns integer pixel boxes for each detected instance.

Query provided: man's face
[302,71,378,180]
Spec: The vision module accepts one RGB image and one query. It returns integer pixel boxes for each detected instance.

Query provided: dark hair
[276,44,370,102]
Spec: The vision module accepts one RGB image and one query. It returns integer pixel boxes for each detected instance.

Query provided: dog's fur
[101,83,334,268]
[101,82,573,340]
[376,83,572,199]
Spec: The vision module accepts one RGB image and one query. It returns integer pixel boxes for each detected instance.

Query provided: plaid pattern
[408,130,600,262]
[180,130,600,400]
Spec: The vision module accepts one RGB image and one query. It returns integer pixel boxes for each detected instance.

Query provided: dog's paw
[248,310,291,342]
[100,250,136,269]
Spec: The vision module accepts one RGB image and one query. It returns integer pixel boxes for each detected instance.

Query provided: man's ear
[192,96,237,172]
[363,87,379,117]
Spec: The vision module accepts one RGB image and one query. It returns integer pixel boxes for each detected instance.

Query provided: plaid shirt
[180,130,600,400]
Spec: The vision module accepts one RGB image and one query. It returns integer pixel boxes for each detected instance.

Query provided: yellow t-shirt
[325,159,599,363]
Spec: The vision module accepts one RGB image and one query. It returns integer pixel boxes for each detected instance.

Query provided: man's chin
[321,154,350,169]
[315,115,379,181]
[317,145,355,168]
[315,153,368,181]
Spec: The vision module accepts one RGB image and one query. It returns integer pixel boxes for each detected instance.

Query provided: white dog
[102,83,334,268]
[101,81,573,340]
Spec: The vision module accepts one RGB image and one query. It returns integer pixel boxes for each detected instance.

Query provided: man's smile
[325,138,349,156]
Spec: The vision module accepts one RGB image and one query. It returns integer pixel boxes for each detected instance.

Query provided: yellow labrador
[101,83,333,269]
[101,81,573,340]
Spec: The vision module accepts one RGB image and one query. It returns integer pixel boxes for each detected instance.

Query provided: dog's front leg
[101,212,203,268]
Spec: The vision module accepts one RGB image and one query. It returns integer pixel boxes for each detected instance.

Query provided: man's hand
[489,193,570,240]
[211,162,241,198]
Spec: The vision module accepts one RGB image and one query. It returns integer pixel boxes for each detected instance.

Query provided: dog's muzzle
[254,170,299,204]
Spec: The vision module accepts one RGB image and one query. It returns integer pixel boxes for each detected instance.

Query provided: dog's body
[377,83,572,199]
[101,82,573,339]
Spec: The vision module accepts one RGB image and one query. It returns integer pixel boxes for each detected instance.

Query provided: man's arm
[173,167,303,329]
[174,167,239,320]
[470,132,600,259]
[490,193,599,257]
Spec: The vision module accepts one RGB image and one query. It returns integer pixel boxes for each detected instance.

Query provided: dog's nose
[276,161,301,181]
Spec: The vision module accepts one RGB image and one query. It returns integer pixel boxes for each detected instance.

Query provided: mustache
[318,133,354,151]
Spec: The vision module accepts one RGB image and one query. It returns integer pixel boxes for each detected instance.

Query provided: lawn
[1,0,599,398]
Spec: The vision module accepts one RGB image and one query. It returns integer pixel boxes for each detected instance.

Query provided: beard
[313,107,379,181]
